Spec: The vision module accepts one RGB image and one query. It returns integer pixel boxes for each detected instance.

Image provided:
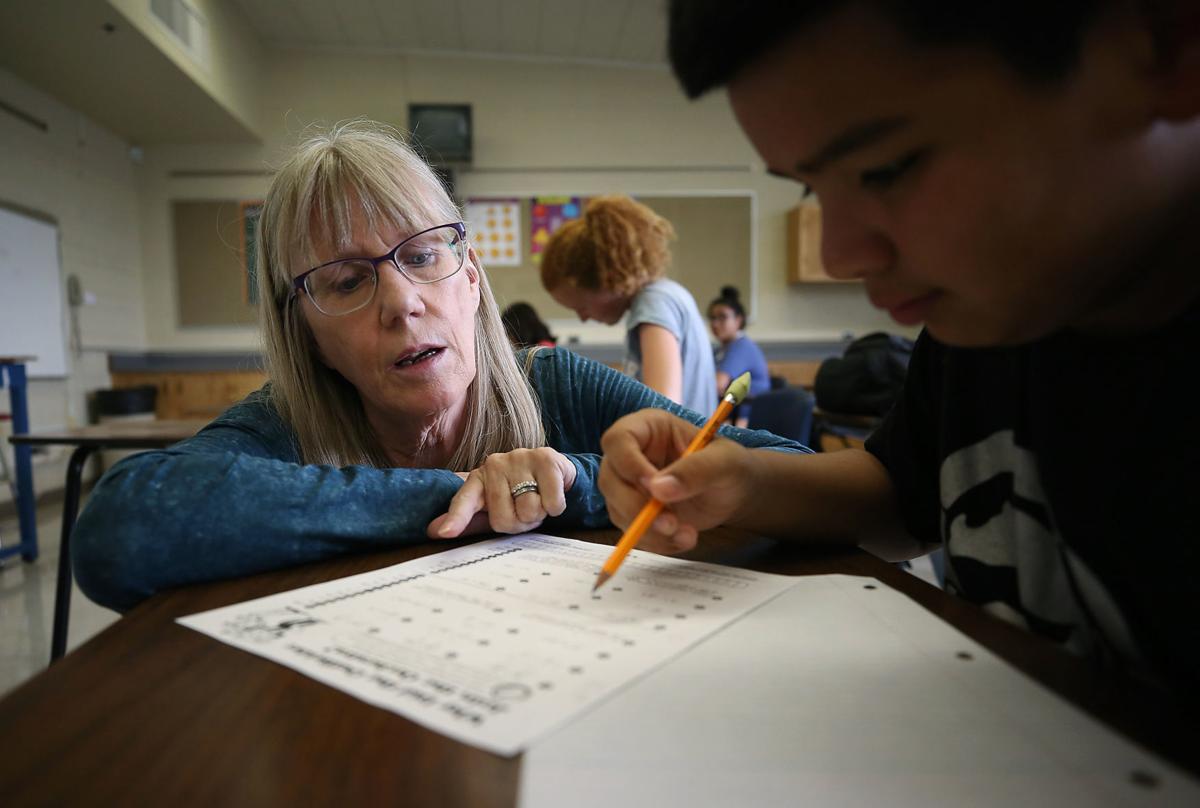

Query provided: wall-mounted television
[408,103,472,164]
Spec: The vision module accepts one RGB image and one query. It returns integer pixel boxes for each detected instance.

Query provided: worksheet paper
[177,534,795,756]
[520,574,1200,808]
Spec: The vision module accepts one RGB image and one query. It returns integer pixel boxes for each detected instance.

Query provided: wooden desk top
[7,419,206,449]
[0,528,1194,806]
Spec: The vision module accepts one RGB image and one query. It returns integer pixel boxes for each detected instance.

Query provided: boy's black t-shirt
[865,301,1199,696]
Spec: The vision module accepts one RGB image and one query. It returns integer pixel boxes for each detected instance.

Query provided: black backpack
[814,333,914,416]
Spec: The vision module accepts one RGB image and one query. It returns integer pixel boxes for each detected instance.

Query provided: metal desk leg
[5,363,38,561]
[50,445,95,663]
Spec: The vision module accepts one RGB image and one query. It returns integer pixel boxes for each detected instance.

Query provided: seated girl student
[540,196,718,415]
[708,286,770,428]
[71,123,804,612]
[600,0,1200,703]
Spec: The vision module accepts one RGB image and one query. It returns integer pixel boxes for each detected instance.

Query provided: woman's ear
[465,245,482,308]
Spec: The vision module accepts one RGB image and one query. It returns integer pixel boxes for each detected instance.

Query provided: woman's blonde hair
[256,120,545,470]
[539,195,676,297]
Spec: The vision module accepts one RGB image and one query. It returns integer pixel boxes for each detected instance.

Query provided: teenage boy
[598,1,1200,698]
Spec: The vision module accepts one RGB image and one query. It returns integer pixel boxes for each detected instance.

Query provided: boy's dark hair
[668,0,1108,98]
[502,302,556,348]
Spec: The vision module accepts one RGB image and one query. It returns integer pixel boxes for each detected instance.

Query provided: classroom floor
[0,493,119,698]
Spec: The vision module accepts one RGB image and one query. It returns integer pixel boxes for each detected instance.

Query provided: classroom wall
[137,50,909,350]
[107,0,265,139]
[0,67,146,433]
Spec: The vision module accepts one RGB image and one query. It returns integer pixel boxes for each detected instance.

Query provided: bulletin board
[170,194,754,329]
[469,194,754,325]
[174,200,258,327]
[0,203,67,377]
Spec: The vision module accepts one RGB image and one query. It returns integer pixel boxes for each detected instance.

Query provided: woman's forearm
[72,450,463,610]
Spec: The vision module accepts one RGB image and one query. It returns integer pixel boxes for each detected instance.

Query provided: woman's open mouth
[393,347,444,369]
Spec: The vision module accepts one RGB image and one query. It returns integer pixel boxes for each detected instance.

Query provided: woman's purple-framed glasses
[291,221,468,316]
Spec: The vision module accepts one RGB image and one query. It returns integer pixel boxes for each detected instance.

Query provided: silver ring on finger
[510,480,539,499]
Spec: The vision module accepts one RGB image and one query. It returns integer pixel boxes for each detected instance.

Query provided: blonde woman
[541,196,717,415]
[73,123,804,611]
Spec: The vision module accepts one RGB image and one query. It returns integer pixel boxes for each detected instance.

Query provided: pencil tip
[593,571,611,592]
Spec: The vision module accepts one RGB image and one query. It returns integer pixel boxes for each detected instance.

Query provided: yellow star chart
[464,199,521,266]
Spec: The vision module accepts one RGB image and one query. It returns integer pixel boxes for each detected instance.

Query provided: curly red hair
[540,195,676,297]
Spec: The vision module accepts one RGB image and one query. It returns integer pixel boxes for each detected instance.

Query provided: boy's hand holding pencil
[596,373,757,586]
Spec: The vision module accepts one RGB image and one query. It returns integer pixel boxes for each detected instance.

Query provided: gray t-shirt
[624,278,717,414]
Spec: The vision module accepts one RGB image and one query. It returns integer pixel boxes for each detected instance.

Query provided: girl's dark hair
[502,302,556,348]
[709,285,746,327]
[669,0,1110,99]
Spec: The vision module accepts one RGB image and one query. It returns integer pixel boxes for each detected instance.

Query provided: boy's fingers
[601,426,663,485]
[648,440,737,503]
[600,471,651,529]
[635,521,699,555]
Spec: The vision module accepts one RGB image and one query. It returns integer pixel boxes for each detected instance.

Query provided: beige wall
[107,0,264,138]
[0,67,145,433]
[138,50,910,349]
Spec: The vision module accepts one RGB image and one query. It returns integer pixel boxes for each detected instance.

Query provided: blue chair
[746,386,815,446]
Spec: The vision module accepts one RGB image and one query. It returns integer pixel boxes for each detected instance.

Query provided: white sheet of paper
[177,533,796,756]
[519,574,1200,808]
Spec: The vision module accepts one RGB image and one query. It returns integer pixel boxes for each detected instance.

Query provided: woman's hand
[598,409,759,554]
[428,447,578,539]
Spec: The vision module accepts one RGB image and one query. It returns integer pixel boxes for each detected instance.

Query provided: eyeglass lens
[305,225,465,315]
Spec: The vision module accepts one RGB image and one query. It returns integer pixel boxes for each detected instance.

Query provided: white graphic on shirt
[939,429,1139,662]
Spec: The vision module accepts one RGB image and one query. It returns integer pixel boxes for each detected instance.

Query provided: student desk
[7,419,206,661]
[0,527,1194,805]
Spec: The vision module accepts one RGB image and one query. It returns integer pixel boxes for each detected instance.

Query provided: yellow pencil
[593,372,752,591]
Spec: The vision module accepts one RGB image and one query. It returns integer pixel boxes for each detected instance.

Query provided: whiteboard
[0,204,67,377]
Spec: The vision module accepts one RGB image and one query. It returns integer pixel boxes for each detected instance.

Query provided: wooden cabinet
[765,360,822,390]
[786,204,856,284]
[109,370,267,420]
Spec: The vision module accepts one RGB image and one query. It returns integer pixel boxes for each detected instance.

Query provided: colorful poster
[465,199,521,266]
[529,196,583,263]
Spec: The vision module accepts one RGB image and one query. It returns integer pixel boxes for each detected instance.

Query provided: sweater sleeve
[527,348,811,531]
[76,356,809,612]
[72,388,464,611]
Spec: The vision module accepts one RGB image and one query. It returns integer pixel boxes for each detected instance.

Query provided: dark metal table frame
[8,421,204,661]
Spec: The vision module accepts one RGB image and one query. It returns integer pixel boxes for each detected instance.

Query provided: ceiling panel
[458,0,502,54]
[250,0,309,43]
[575,0,630,60]
[233,0,666,65]
[615,0,668,63]
[409,0,464,52]
[333,0,388,48]
[293,0,348,43]
[369,0,418,49]
[497,0,541,56]
[537,0,586,59]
